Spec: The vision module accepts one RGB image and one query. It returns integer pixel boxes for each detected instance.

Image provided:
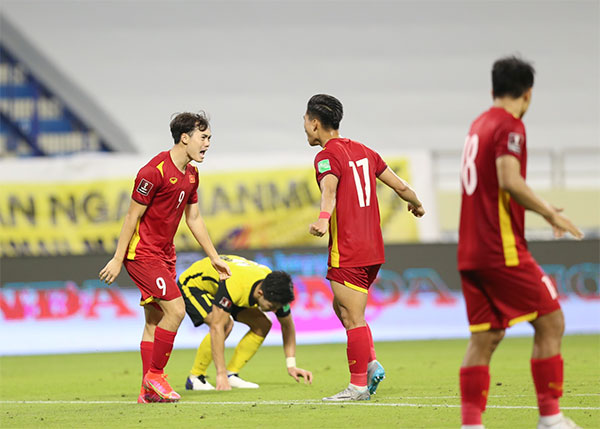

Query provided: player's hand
[215,373,232,391]
[309,218,329,237]
[408,203,425,218]
[99,257,122,285]
[544,208,584,240]
[287,367,313,384]
[211,258,232,280]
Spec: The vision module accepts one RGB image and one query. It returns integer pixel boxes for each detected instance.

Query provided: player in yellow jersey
[178,255,313,391]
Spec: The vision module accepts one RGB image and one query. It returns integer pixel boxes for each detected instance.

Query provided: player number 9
[156,277,167,296]
[176,190,185,209]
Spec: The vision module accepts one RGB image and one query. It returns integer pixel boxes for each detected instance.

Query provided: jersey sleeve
[275,303,291,318]
[314,149,342,184]
[371,149,388,176]
[213,280,235,313]
[132,165,162,205]
[187,167,199,204]
[494,119,526,162]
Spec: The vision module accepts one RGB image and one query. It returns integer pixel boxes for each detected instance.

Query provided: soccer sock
[531,354,563,416]
[366,324,377,362]
[149,327,177,374]
[140,341,153,381]
[190,334,213,376]
[460,366,490,426]
[346,326,369,387]
[227,331,265,374]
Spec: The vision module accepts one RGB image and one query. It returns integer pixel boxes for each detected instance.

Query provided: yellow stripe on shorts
[343,281,368,294]
[182,285,208,318]
[508,311,538,327]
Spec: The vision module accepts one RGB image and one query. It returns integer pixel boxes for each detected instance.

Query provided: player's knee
[254,317,272,337]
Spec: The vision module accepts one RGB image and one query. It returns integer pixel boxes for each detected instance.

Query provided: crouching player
[179,255,313,390]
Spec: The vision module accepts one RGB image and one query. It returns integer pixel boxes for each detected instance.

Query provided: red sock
[460,366,490,425]
[366,324,377,362]
[347,326,369,387]
[149,327,177,374]
[531,354,563,416]
[140,341,153,381]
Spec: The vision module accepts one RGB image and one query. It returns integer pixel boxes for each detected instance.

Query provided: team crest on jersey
[189,175,195,183]
[136,179,153,196]
[507,132,523,154]
[318,159,331,173]
[169,177,178,184]
[219,296,232,309]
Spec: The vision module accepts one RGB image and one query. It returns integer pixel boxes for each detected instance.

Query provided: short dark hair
[306,94,344,130]
[170,112,210,144]
[261,271,295,305]
[492,56,535,98]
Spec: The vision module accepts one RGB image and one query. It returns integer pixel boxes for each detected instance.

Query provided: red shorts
[460,261,561,332]
[124,258,181,305]
[326,264,382,294]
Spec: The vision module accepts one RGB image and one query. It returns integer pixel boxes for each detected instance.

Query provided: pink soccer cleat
[143,372,181,402]
[137,385,169,403]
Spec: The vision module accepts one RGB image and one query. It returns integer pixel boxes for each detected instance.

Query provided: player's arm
[185,203,231,280]
[99,199,147,284]
[205,305,233,391]
[496,155,583,239]
[377,167,425,217]
[278,314,313,384]
[309,174,338,237]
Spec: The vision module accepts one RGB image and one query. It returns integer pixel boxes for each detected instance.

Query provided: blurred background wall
[1,0,598,354]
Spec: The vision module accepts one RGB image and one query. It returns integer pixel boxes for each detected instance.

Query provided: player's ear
[180,132,189,145]
[312,118,320,132]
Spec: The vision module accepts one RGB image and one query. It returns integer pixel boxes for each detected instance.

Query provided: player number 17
[349,158,371,208]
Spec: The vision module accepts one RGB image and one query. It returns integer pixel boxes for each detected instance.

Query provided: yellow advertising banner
[1,159,417,256]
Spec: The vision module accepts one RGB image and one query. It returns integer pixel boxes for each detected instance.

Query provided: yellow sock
[227,330,265,374]
[190,334,212,376]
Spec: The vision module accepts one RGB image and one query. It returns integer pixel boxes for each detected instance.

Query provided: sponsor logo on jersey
[169,177,178,184]
[219,296,232,309]
[318,159,331,173]
[507,132,523,154]
[189,175,195,183]
[136,179,153,196]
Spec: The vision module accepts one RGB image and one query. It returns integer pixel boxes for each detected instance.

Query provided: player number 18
[461,134,479,196]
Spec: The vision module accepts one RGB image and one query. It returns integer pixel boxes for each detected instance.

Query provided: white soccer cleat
[537,413,582,429]
[227,373,259,389]
[322,385,370,401]
[185,375,215,391]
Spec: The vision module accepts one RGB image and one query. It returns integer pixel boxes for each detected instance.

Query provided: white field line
[0,399,598,410]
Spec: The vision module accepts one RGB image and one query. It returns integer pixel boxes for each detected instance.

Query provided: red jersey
[314,138,388,268]
[458,107,534,270]
[126,151,199,264]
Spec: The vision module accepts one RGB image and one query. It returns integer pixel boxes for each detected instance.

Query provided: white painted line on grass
[0,400,598,410]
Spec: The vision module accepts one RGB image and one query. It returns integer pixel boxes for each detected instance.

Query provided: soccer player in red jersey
[99,112,231,403]
[304,94,425,401]
[457,57,583,429]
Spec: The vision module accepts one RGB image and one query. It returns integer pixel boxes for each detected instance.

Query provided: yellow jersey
[178,255,272,310]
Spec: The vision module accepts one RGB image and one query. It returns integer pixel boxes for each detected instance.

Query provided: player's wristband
[318,211,331,220]
[286,357,296,368]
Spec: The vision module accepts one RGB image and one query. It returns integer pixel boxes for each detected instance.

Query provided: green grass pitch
[1,335,598,428]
